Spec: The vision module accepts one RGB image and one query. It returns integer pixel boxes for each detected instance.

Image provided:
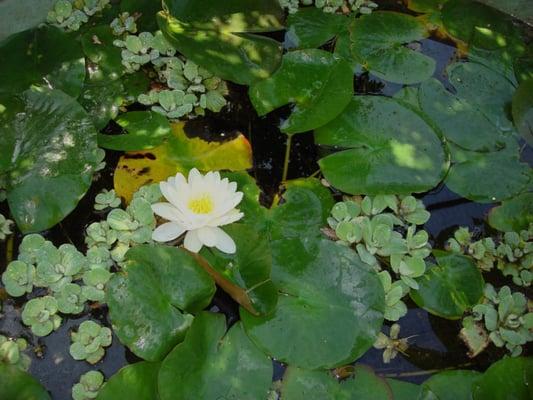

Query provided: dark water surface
[1,3,532,399]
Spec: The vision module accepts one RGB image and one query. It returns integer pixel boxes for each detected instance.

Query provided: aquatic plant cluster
[0,0,532,398]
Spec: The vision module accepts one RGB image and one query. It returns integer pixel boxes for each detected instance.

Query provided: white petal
[188,168,202,187]
[208,210,244,226]
[184,230,203,253]
[152,222,186,242]
[213,227,236,254]
[172,172,187,190]
[196,226,218,247]
[228,181,237,193]
[151,203,184,222]
[160,181,181,206]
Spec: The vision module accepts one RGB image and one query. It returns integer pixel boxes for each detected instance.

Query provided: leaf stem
[282,134,293,182]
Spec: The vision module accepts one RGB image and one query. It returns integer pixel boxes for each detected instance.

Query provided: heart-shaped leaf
[419,370,482,400]
[315,95,447,195]
[473,357,533,400]
[386,378,422,400]
[281,366,392,400]
[106,244,216,361]
[488,193,533,232]
[0,88,102,233]
[96,362,161,400]
[0,25,85,97]
[350,11,435,84]
[198,223,277,315]
[512,78,533,145]
[474,0,533,25]
[410,251,484,319]
[157,0,284,85]
[249,49,353,135]
[98,111,172,151]
[158,312,272,400]
[0,0,55,41]
[113,121,252,202]
[284,8,348,50]
[81,25,124,81]
[0,364,51,400]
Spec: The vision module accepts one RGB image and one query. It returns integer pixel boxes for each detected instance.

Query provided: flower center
[188,195,214,214]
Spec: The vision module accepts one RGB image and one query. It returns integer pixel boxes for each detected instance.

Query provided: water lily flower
[151,169,244,254]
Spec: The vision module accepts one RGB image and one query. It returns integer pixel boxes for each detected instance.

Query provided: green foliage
[0,364,51,400]
[34,244,86,292]
[249,49,353,135]
[55,283,87,314]
[106,245,216,361]
[0,88,103,233]
[21,296,62,337]
[1,260,35,297]
[327,195,431,320]
[159,312,273,400]
[410,251,485,319]
[316,96,447,195]
[82,268,113,302]
[512,78,533,145]
[350,11,435,84]
[0,335,31,371]
[373,323,409,363]
[47,0,110,31]
[72,371,105,400]
[488,193,533,232]
[447,225,532,286]
[95,362,160,400]
[420,370,482,400]
[110,12,137,36]
[466,284,533,356]
[157,0,284,86]
[0,213,13,240]
[70,320,112,364]
[279,0,378,14]
[94,189,121,211]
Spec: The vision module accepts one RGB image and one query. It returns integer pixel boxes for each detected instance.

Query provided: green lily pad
[447,62,516,132]
[512,78,533,145]
[281,366,392,400]
[0,88,102,233]
[106,244,216,361]
[158,312,272,400]
[157,0,284,85]
[81,25,124,80]
[386,378,422,400]
[242,238,385,369]
[418,78,506,151]
[199,223,278,315]
[79,79,125,130]
[419,370,482,400]
[315,96,447,195]
[0,0,55,41]
[0,364,51,400]
[488,193,533,232]
[475,0,533,25]
[0,25,85,97]
[248,49,353,135]
[445,142,531,203]
[410,251,484,319]
[285,7,348,50]
[98,111,172,151]
[473,357,533,400]
[96,362,160,400]
[350,11,435,84]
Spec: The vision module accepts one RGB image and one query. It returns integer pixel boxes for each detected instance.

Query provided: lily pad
[475,0,533,26]
[98,111,172,151]
[249,49,353,135]
[281,366,392,400]
[410,251,484,319]
[445,142,531,203]
[96,362,160,400]
[386,378,422,400]
[315,95,447,195]
[418,78,506,151]
[79,79,125,130]
[242,238,385,369]
[0,88,102,233]
[81,25,124,80]
[157,0,284,85]
[350,11,435,84]
[113,122,252,202]
[0,25,85,97]
[284,7,348,50]
[488,193,533,232]
[198,223,278,315]
[512,78,533,145]
[106,244,216,361]
[158,312,272,400]
[0,364,51,400]
[473,357,533,400]
[0,0,55,41]
[419,370,482,400]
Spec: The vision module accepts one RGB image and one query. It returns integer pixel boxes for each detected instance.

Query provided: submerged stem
[282,134,293,182]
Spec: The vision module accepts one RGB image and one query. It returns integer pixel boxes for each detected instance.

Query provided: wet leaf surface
[488,192,533,232]
[96,361,161,400]
[0,364,51,400]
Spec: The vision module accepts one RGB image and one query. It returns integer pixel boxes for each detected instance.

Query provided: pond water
[0,0,532,399]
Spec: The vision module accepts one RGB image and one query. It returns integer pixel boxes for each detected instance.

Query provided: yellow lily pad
[114,122,252,202]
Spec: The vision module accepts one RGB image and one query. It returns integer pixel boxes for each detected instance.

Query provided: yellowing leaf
[114,122,252,202]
